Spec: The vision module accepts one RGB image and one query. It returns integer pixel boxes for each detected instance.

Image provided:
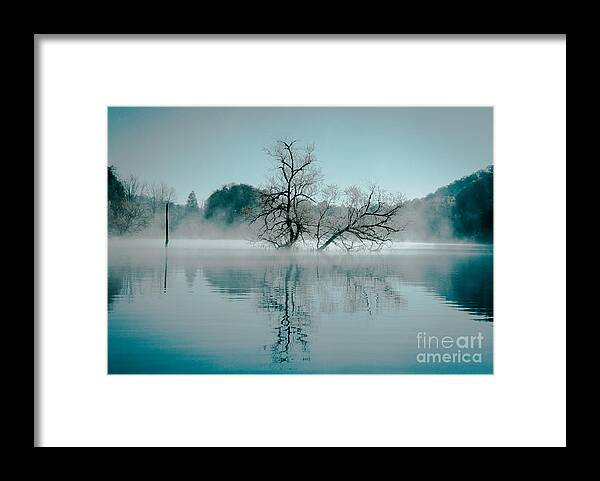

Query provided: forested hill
[397,165,493,243]
[203,183,259,225]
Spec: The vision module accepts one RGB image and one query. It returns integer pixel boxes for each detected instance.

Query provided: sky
[108,107,492,204]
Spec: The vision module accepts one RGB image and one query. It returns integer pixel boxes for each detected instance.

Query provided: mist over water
[108,239,493,374]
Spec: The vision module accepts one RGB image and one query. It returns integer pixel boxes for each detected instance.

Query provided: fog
[108,164,492,247]
[113,211,483,248]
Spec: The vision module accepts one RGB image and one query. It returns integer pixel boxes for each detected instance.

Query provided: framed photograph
[35,34,566,447]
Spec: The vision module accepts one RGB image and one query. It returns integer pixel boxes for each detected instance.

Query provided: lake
[108,240,493,374]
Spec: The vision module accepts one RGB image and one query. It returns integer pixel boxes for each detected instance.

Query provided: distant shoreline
[108,238,493,251]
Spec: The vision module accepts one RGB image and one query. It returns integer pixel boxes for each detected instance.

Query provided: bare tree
[163,184,176,204]
[249,139,321,248]
[249,140,406,251]
[314,184,340,249]
[122,175,146,201]
[112,199,152,235]
[148,182,176,213]
[316,185,406,251]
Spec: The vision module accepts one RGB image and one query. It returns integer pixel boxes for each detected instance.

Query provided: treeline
[108,166,258,237]
[397,166,493,243]
[108,165,493,243]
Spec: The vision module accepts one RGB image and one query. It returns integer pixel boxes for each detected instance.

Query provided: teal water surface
[108,240,493,374]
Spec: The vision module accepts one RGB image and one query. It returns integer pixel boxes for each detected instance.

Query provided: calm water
[108,240,493,374]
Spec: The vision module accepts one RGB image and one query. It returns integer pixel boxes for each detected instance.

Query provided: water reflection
[108,264,159,309]
[200,255,488,319]
[108,242,493,374]
[262,265,311,364]
[163,247,168,293]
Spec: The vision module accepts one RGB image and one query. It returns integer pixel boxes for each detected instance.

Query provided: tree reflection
[204,260,407,367]
[107,264,160,308]
[258,264,311,364]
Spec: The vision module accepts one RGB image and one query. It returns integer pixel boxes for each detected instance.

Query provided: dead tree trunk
[165,202,169,246]
[249,139,319,249]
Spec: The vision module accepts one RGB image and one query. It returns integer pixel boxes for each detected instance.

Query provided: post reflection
[163,247,168,293]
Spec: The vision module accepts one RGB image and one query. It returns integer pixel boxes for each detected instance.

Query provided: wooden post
[163,248,168,293]
[165,202,169,246]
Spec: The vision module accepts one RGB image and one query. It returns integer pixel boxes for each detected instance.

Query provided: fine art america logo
[416,332,484,364]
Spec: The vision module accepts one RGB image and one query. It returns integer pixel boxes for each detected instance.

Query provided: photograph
[107,107,493,374]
